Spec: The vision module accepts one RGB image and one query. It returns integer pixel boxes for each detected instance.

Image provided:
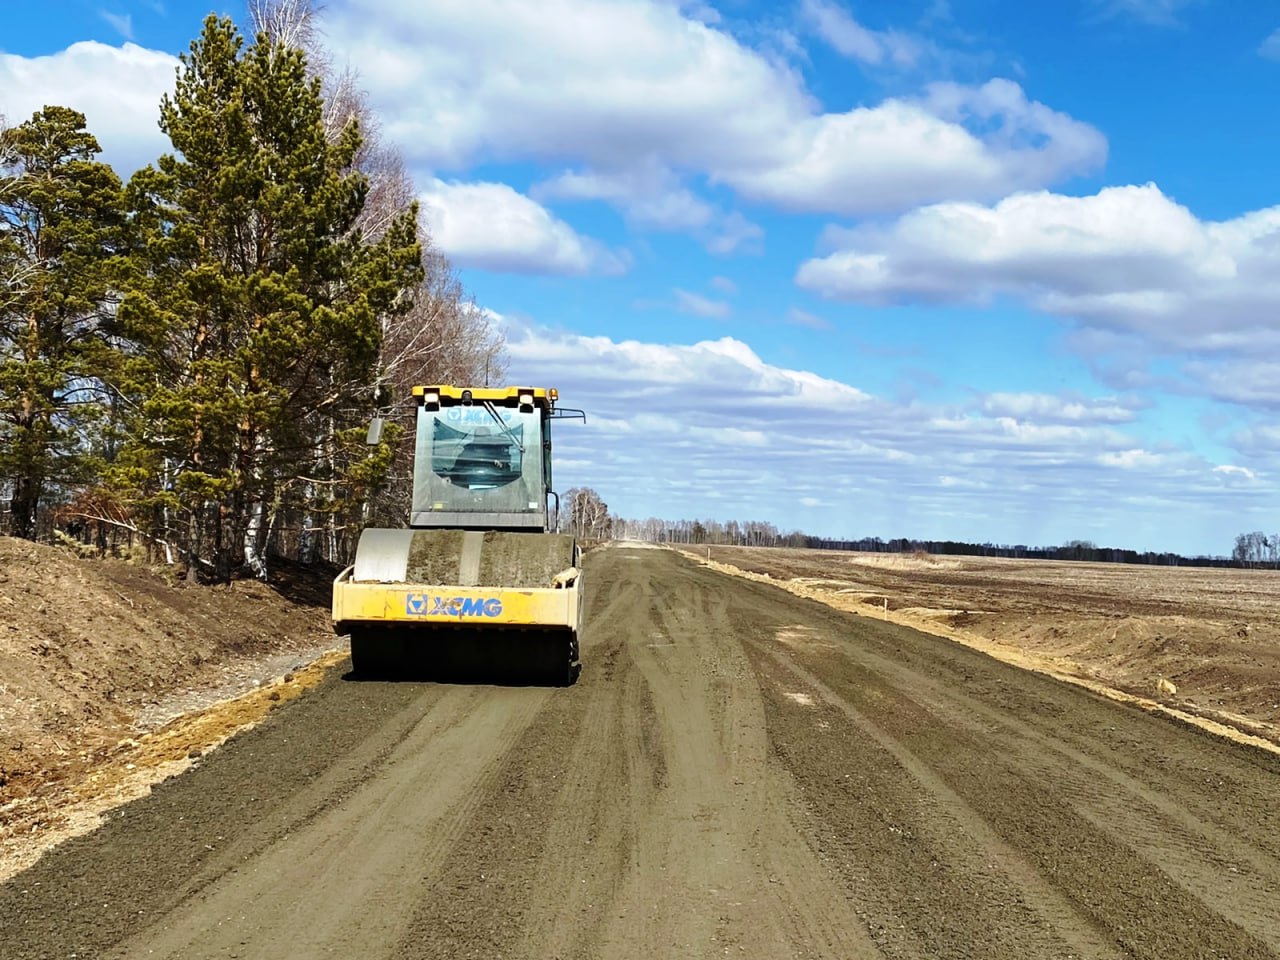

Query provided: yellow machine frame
[331,572,581,630]
[331,383,584,682]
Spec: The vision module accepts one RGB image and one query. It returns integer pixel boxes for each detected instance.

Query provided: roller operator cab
[332,386,585,683]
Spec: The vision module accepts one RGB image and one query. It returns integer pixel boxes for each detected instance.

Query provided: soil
[402,529,576,586]
[0,536,345,877]
[679,545,1280,748]
[2,545,1279,959]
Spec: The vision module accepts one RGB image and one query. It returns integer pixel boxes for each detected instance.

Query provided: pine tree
[114,15,422,579]
[0,107,123,539]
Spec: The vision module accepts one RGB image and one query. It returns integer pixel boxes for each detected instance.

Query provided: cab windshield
[412,400,547,527]
[432,417,524,490]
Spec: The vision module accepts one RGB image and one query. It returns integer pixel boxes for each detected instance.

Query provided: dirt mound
[0,537,340,818]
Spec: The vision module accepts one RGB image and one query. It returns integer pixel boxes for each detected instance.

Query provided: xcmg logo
[405,594,504,617]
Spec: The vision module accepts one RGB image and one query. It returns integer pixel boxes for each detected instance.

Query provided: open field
[3,544,1280,959]
[677,545,1280,747]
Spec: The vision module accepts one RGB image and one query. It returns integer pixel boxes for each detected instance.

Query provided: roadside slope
[0,537,342,872]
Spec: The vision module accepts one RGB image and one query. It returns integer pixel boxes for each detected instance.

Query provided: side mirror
[365,417,384,445]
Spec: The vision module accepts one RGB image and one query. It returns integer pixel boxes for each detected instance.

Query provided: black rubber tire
[348,631,391,678]
[563,632,581,687]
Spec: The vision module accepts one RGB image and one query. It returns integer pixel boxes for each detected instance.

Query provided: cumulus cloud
[501,321,1264,551]
[418,179,628,276]
[727,80,1104,215]
[330,0,808,172]
[796,180,1280,417]
[0,41,178,174]
[796,183,1280,355]
[319,0,1104,219]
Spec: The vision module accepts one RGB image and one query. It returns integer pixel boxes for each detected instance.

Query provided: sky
[4,0,1280,555]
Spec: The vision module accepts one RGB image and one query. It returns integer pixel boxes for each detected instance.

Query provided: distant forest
[613,515,1269,570]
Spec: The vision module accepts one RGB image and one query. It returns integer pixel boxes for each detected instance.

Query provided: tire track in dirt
[755,639,1128,960]
[395,545,878,960]
[758,611,1280,950]
[712,563,1280,959]
[0,677,450,959]
[591,549,879,959]
[111,684,552,959]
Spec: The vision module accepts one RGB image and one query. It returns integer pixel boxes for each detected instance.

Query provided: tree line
[0,4,503,579]
[606,515,1253,569]
[612,516,808,548]
[1230,531,1280,568]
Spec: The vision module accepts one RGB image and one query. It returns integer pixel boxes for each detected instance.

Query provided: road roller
[332,385,585,683]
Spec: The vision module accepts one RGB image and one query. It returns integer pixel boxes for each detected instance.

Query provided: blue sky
[5,0,1280,555]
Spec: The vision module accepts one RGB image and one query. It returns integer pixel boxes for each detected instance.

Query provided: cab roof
[412,385,558,408]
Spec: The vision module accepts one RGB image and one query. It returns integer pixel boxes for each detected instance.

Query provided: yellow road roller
[332,385,585,683]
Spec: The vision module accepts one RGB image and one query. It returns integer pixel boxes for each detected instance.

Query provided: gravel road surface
[3,545,1279,959]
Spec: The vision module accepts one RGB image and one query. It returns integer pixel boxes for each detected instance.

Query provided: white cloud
[1094,0,1202,26]
[786,307,831,330]
[418,179,628,276]
[730,80,1104,215]
[1260,28,1280,61]
[0,42,178,174]
[536,162,714,231]
[320,0,1104,219]
[799,0,923,67]
[706,211,764,255]
[979,392,1139,424]
[330,0,808,172]
[677,0,722,25]
[99,11,135,40]
[709,275,737,294]
[502,321,1266,551]
[1232,424,1280,460]
[1185,359,1280,411]
[535,159,762,253]
[794,182,1280,412]
[796,183,1280,353]
[1097,448,1172,469]
[673,288,731,319]
[1214,464,1257,481]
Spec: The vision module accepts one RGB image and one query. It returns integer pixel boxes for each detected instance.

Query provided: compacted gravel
[3,545,1279,959]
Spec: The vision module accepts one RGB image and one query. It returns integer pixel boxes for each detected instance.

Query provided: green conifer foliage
[116,15,422,579]
[0,107,124,540]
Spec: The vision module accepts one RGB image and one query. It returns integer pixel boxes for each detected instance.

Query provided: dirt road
[3,545,1280,959]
